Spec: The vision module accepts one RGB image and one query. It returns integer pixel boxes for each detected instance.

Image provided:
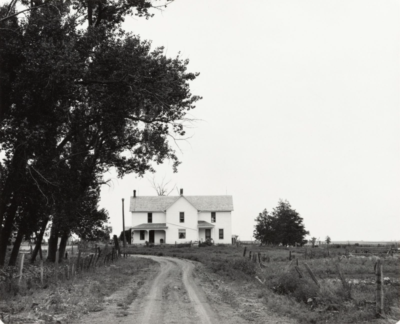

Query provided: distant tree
[254,200,309,246]
[253,209,277,245]
[311,237,317,247]
[325,236,331,245]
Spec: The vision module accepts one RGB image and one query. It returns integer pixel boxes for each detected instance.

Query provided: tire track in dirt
[130,255,218,324]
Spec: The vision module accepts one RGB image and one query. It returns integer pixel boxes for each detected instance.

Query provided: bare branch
[27,166,49,205]
[0,3,46,23]
[148,174,175,196]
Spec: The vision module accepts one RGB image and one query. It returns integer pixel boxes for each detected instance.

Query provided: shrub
[230,259,257,276]
[270,271,319,303]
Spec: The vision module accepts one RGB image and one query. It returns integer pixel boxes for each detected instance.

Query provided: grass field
[126,243,400,324]
[0,256,156,323]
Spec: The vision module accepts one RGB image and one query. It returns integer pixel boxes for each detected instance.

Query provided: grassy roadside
[0,257,156,324]
[126,244,400,324]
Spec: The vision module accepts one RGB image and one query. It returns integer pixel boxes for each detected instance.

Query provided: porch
[198,221,214,242]
[131,223,168,244]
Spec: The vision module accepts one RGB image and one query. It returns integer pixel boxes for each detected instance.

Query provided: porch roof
[130,223,168,230]
[198,221,214,228]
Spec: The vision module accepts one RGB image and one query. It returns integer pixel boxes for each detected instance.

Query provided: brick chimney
[133,190,136,198]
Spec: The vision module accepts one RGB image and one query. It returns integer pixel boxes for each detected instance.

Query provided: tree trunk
[31,218,48,264]
[8,228,24,266]
[0,199,18,267]
[58,231,69,263]
[0,148,25,231]
[47,225,59,262]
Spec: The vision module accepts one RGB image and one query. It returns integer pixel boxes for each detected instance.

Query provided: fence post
[243,247,247,257]
[18,253,25,286]
[295,266,303,278]
[304,263,320,287]
[289,250,292,261]
[113,235,120,258]
[76,251,81,274]
[87,254,94,270]
[40,260,44,286]
[54,251,59,281]
[335,262,351,299]
[375,259,384,316]
[248,251,252,260]
[380,263,384,316]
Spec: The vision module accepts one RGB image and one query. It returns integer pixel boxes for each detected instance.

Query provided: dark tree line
[0,0,200,266]
[254,200,309,246]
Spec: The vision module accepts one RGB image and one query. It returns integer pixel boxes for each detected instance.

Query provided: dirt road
[74,255,294,324]
[130,255,218,324]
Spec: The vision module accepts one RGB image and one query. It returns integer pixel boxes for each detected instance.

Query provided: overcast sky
[100,0,400,242]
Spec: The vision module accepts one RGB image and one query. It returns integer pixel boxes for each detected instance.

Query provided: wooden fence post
[113,235,120,258]
[289,250,292,261]
[243,247,247,257]
[380,263,384,316]
[87,254,94,270]
[40,260,44,286]
[304,263,320,287]
[295,266,303,278]
[375,259,384,317]
[54,251,59,281]
[93,250,97,269]
[248,251,252,260]
[76,251,81,274]
[18,253,25,286]
[335,262,351,299]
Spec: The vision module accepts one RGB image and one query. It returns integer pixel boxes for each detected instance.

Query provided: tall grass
[128,244,400,323]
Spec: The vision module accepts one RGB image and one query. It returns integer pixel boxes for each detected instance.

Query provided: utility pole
[122,198,127,248]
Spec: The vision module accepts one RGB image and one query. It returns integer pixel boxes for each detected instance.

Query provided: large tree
[254,200,309,246]
[0,0,201,266]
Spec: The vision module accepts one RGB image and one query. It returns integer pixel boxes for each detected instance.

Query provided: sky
[97,0,400,242]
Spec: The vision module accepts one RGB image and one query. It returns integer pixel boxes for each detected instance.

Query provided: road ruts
[129,255,218,324]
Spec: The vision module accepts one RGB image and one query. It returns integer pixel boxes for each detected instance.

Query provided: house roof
[130,195,233,212]
[130,223,168,230]
[198,221,214,228]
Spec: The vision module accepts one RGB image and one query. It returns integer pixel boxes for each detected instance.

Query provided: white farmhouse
[128,189,233,245]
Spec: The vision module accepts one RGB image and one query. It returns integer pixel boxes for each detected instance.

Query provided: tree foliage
[254,200,309,246]
[0,0,200,265]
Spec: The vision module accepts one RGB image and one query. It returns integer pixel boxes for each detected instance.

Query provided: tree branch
[0,3,46,23]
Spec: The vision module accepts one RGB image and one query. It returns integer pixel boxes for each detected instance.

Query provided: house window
[179,229,186,239]
[219,229,224,240]
[140,230,145,240]
[211,212,216,223]
[179,212,185,223]
[148,213,152,223]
